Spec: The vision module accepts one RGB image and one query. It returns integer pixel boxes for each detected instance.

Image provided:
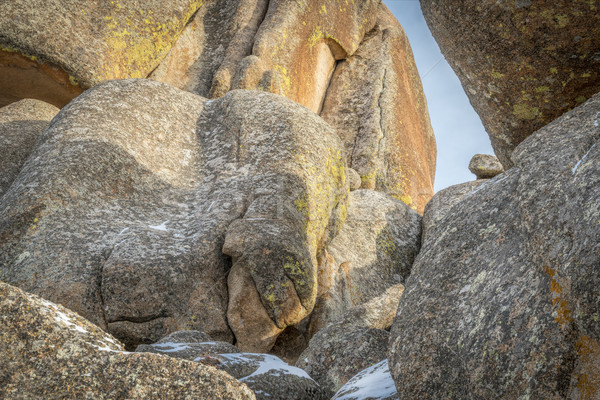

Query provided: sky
[385,0,494,192]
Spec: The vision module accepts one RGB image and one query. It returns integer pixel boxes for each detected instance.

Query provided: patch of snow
[572,142,596,175]
[217,353,313,382]
[150,342,193,353]
[41,299,88,334]
[332,359,398,400]
[148,220,169,231]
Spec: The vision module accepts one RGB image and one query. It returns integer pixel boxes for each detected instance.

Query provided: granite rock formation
[0,282,256,400]
[321,4,436,212]
[0,79,348,351]
[421,0,600,167]
[389,92,600,398]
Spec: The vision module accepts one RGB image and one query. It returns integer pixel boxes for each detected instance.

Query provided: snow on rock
[331,359,398,400]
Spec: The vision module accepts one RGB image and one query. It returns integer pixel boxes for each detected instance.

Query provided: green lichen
[513,103,539,120]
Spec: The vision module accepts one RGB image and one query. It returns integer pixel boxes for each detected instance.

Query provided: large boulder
[309,189,420,335]
[389,93,600,398]
[421,0,600,167]
[0,0,204,107]
[0,99,59,197]
[214,0,381,112]
[0,282,256,399]
[0,79,348,351]
[322,4,436,213]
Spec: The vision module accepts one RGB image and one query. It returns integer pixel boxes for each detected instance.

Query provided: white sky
[385,0,494,192]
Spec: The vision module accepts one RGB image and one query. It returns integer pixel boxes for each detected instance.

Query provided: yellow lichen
[513,103,539,120]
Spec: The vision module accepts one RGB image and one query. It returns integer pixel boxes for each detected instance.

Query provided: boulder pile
[1,1,598,399]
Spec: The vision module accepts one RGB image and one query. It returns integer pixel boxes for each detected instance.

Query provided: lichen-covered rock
[152,1,436,212]
[0,79,348,351]
[389,93,600,398]
[0,99,58,197]
[0,0,204,107]
[150,0,269,99]
[0,282,256,400]
[421,180,487,244]
[224,0,381,113]
[331,360,398,400]
[309,189,419,335]
[421,0,600,167]
[137,330,326,400]
[468,154,504,179]
[297,327,389,398]
[322,3,436,213]
[297,286,402,397]
[153,0,380,114]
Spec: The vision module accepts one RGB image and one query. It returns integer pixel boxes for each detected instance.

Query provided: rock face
[468,154,504,179]
[421,180,487,244]
[331,360,398,400]
[152,1,436,211]
[136,330,326,400]
[322,4,436,213]
[0,1,436,214]
[0,99,58,197]
[0,79,348,351]
[421,0,600,167]
[0,282,256,400]
[151,0,380,110]
[297,285,403,398]
[0,0,203,107]
[309,190,419,335]
[389,93,600,398]
[149,0,270,99]
[210,0,381,112]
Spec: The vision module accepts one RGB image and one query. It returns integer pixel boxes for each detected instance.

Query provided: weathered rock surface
[150,0,269,99]
[0,282,256,400]
[153,0,380,113]
[298,286,402,397]
[331,359,398,400]
[421,0,600,167]
[0,0,204,107]
[136,330,326,400]
[0,79,348,351]
[0,99,58,197]
[468,154,504,179]
[322,4,436,213]
[309,189,419,335]
[389,93,600,398]
[421,180,488,244]
[297,327,389,398]
[223,0,381,112]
